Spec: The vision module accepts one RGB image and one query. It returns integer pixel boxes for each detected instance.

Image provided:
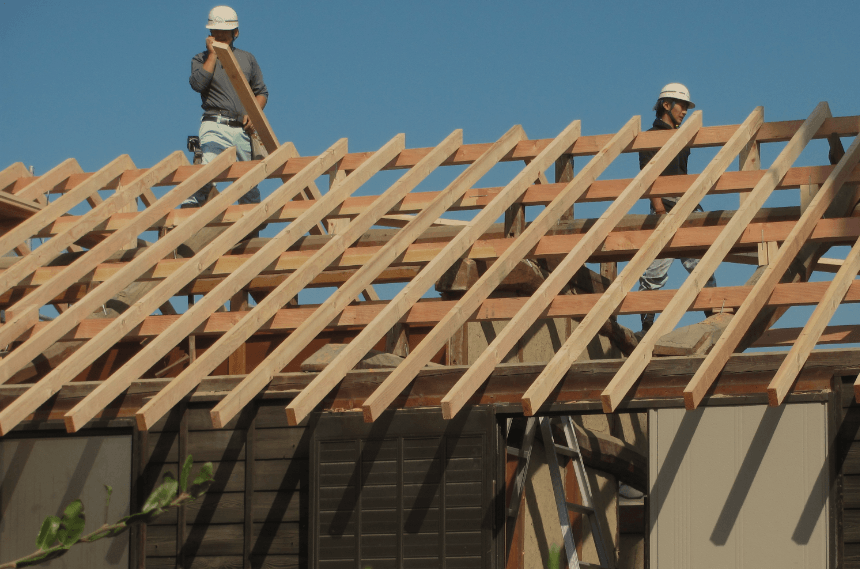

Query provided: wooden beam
[31,115,860,194]
[22,161,860,241]
[212,41,279,153]
[50,141,342,436]
[137,131,462,428]
[8,213,860,304]
[441,111,703,420]
[16,279,860,344]
[0,153,182,347]
[766,234,860,404]
[522,107,763,416]
[0,143,308,433]
[685,128,860,409]
[262,127,526,428]
[67,134,402,432]
[0,189,43,220]
[13,159,83,202]
[360,116,640,423]
[0,163,31,193]
[284,120,580,426]
[601,102,831,413]
[0,155,133,259]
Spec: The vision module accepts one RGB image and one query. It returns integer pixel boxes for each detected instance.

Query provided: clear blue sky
[4,1,859,340]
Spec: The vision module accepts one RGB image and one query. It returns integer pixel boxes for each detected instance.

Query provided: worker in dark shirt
[183,5,269,208]
[637,83,716,334]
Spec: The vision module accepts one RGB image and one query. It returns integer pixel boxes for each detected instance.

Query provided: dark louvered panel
[312,407,498,568]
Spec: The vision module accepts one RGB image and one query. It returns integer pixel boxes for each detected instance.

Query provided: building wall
[142,402,309,568]
[650,403,831,568]
[0,432,131,568]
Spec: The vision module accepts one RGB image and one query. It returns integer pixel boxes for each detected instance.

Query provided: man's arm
[189,38,217,92]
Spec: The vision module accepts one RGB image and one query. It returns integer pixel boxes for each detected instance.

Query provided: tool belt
[202,110,244,128]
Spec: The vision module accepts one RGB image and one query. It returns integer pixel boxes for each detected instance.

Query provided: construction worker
[183,5,268,208]
[637,83,716,334]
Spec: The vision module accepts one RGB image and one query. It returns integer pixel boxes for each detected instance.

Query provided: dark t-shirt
[638,118,690,211]
[190,46,268,118]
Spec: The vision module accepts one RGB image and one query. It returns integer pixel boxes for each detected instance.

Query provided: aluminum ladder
[506,416,612,569]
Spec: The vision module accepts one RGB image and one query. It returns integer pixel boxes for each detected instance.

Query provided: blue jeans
[638,203,716,327]
[181,119,261,207]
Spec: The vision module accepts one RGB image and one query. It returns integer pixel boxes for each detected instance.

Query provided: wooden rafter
[1,107,860,434]
[439,111,703,419]
[521,107,763,415]
[360,115,641,422]
[135,130,463,430]
[67,134,406,431]
[684,130,860,408]
[284,120,581,426]
[600,101,831,413]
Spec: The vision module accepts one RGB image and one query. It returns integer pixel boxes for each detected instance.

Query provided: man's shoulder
[232,47,259,62]
[191,50,208,63]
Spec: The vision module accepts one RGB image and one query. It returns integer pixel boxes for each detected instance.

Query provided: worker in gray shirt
[183,5,268,208]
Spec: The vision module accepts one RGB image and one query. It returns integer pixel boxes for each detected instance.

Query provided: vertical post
[229,290,249,375]
[385,323,410,357]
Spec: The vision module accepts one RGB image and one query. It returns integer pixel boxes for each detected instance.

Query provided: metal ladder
[506,416,612,569]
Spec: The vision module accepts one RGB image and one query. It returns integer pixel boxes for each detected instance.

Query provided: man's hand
[650,197,666,215]
[242,115,256,135]
[205,36,217,55]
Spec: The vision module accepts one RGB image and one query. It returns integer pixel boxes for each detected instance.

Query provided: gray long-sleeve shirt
[189,46,268,117]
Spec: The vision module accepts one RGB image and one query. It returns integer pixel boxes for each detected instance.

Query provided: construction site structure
[1,42,860,568]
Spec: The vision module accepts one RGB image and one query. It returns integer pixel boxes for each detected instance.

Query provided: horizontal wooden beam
[24,164,860,241]
[12,115,860,194]
[0,355,843,426]
[14,213,858,301]
[21,279,860,344]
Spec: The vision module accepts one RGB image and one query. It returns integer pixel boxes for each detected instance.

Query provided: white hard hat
[206,6,239,30]
[655,83,695,109]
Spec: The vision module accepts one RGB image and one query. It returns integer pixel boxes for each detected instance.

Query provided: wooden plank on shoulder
[212,41,279,153]
[522,107,763,415]
[686,128,860,409]
[68,134,403,432]
[360,116,640,423]
[283,121,580,426]
[600,101,831,412]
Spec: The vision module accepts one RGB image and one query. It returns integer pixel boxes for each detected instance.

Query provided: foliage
[0,455,213,569]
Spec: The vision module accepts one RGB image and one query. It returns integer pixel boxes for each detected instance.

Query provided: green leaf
[36,515,61,549]
[57,499,86,547]
[142,473,178,515]
[180,454,194,493]
[188,462,215,498]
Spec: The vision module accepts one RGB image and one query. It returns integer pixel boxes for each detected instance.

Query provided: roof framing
[1,67,860,434]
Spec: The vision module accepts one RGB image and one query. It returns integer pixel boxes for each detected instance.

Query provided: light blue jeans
[181,119,261,207]
[638,203,716,328]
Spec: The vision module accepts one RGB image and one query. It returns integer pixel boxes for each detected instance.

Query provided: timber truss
[1,47,860,433]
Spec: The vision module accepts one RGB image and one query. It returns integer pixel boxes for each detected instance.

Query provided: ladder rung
[553,444,579,459]
[506,446,528,457]
[566,502,594,515]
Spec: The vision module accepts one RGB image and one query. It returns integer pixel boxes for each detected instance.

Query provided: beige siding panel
[649,403,829,568]
[0,434,131,568]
